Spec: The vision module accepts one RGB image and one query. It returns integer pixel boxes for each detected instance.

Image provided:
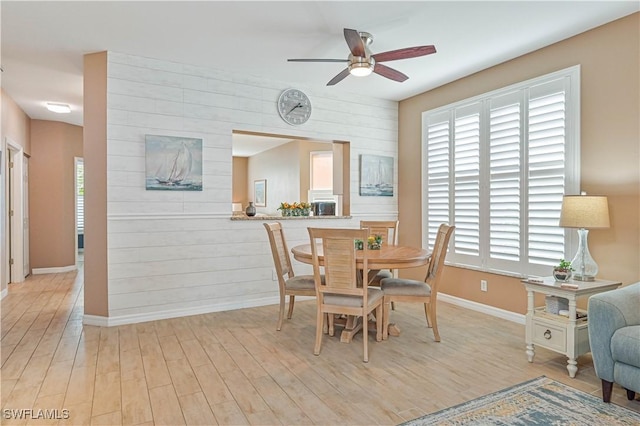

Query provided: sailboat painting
[359,154,394,197]
[145,135,203,191]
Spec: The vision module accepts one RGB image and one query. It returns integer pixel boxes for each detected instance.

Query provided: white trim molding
[1,288,7,300]
[32,265,77,275]
[83,295,313,327]
[438,293,525,325]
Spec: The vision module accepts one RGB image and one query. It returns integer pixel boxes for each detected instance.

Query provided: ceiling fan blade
[287,59,349,63]
[372,45,437,63]
[327,68,350,86]
[373,63,408,82]
[343,28,365,57]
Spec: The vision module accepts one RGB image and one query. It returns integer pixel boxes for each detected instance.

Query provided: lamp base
[570,228,599,282]
[572,274,595,282]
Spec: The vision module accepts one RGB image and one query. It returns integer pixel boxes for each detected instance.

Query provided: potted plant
[553,259,573,282]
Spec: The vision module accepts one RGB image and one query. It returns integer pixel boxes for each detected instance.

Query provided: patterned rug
[402,376,640,425]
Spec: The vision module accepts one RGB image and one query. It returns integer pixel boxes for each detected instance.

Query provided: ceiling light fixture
[46,102,71,113]
[348,54,375,77]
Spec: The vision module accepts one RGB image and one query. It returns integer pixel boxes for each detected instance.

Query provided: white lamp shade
[559,195,610,229]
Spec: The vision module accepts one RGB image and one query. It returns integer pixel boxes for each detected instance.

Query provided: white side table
[522,277,621,378]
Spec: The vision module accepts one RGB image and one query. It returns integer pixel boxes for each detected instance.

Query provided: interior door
[23,155,29,276]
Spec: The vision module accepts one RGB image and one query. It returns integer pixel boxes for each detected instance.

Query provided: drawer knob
[544,329,552,339]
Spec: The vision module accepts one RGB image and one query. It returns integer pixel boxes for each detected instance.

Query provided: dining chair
[360,220,399,312]
[308,227,384,362]
[264,222,316,331]
[359,220,399,286]
[381,223,454,342]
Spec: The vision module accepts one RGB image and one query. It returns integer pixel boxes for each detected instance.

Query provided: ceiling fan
[288,28,436,86]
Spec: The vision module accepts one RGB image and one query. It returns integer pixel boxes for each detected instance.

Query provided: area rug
[402,376,640,425]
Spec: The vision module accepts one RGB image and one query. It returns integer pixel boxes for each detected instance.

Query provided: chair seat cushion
[324,288,383,307]
[381,278,431,296]
[286,275,316,290]
[368,269,393,287]
[611,325,640,367]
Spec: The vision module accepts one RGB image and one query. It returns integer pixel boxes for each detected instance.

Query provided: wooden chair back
[425,224,455,294]
[308,228,369,298]
[360,220,399,246]
[263,222,293,283]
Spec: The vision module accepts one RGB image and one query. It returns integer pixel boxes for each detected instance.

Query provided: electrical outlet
[481,280,488,292]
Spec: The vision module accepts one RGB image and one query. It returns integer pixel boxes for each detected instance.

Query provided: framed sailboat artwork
[145,135,203,191]
[359,154,394,196]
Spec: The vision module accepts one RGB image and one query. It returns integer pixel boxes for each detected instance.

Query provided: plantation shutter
[453,104,481,258]
[76,160,84,233]
[527,79,567,268]
[424,111,451,249]
[487,92,522,270]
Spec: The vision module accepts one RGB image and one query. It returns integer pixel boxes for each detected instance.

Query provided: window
[76,159,84,233]
[310,151,333,190]
[422,66,579,277]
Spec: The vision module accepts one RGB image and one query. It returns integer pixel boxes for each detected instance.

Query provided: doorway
[5,138,28,283]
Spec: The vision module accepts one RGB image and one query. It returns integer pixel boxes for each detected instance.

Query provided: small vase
[553,268,572,282]
[245,202,256,217]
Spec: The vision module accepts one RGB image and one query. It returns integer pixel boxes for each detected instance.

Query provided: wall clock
[277,88,312,125]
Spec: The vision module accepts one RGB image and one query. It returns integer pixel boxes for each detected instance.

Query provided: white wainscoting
[102,51,399,323]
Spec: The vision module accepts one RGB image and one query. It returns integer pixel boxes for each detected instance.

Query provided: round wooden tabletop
[291,243,431,270]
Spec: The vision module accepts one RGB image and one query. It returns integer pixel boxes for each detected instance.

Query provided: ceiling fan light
[46,102,71,113]
[349,62,373,77]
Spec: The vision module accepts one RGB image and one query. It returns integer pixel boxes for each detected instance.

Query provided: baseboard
[82,295,314,327]
[86,293,522,327]
[0,287,7,300]
[32,265,77,275]
[439,293,525,325]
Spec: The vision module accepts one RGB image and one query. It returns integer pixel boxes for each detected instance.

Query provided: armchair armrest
[588,283,640,382]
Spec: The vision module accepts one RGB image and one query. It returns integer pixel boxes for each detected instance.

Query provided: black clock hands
[287,103,303,115]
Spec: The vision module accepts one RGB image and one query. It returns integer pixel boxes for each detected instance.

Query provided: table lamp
[559,194,610,281]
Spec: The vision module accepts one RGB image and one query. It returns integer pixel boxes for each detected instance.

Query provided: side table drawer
[532,321,566,353]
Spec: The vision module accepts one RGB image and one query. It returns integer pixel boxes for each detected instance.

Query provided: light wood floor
[2,266,638,425]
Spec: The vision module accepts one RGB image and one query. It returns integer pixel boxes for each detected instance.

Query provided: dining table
[290,243,431,342]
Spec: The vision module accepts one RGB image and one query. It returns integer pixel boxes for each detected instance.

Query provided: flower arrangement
[278,201,311,217]
[355,234,383,250]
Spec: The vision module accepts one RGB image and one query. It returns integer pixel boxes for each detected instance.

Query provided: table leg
[567,358,578,378]
[387,323,401,337]
[340,316,363,343]
[526,343,535,363]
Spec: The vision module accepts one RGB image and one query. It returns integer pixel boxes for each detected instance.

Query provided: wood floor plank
[148,384,186,426]
[210,400,249,426]
[141,352,172,390]
[192,363,235,406]
[179,338,210,368]
[121,377,153,425]
[91,371,121,417]
[37,359,74,398]
[63,365,96,406]
[166,358,202,397]
[177,391,218,426]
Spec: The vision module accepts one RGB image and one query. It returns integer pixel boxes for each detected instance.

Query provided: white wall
[101,51,399,324]
[248,141,300,216]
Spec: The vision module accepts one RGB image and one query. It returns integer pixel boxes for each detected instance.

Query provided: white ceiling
[1,1,638,128]
[232,134,294,157]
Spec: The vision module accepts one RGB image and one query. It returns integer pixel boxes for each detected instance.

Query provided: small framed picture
[254,179,266,207]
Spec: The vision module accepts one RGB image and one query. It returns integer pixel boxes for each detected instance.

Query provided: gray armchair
[588,282,640,402]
